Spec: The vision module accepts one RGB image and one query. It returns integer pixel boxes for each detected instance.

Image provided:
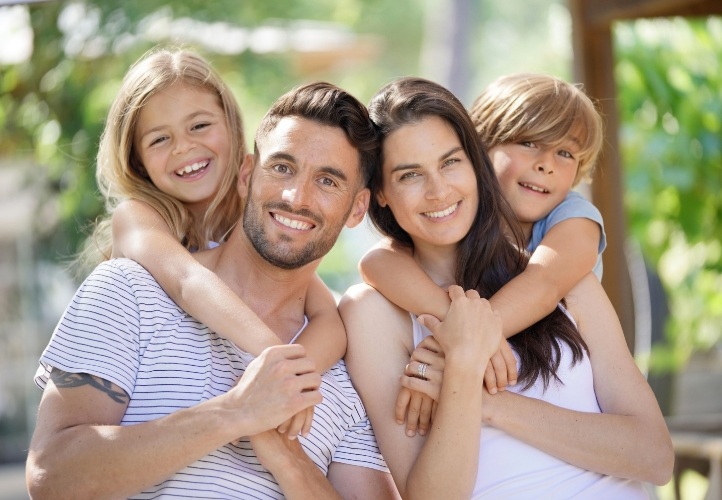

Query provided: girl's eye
[192,122,211,131]
[558,149,575,159]
[149,136,168,147]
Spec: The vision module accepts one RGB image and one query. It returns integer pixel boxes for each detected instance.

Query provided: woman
[339,77,673,499]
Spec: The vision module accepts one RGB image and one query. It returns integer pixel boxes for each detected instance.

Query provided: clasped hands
[396,285,512,437]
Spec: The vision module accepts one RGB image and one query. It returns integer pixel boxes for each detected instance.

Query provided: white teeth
[520,182,548,193]
[274,214,313,230]
[424,202,459,218]
[175,161,209,176]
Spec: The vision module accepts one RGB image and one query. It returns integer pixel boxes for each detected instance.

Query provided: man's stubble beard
[242,194,353,270]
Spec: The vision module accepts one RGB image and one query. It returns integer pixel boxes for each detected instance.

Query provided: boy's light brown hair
[470,73,604,186]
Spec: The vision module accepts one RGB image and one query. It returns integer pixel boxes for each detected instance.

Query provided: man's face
[239,116,370,270]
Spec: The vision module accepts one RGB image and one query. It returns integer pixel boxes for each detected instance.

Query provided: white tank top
[411,311,647,499]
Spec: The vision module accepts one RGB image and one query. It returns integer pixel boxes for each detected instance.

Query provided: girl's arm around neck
[111,199,283,354]
[359,238,450,320]
[491,217,600,338]
[296,274,347,372]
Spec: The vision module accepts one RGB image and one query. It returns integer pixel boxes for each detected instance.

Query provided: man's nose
[281,177,313,208]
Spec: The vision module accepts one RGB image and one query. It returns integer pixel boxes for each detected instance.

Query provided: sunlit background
[1,1,720,498]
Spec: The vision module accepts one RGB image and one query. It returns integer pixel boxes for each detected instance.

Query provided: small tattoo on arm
[50,369,129,404]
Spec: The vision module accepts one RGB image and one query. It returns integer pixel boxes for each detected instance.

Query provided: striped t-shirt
[35,258,388,499]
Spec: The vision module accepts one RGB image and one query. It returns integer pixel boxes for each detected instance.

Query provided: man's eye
[273,164,290,174]
[319,177,337,187]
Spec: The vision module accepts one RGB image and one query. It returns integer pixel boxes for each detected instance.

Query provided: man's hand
[228,344,322,440]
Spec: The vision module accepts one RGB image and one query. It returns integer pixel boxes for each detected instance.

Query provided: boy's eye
[558,149,575,160]
[520,141,536,148]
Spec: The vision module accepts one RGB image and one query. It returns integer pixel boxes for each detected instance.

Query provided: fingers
[417,394,433,435]
[277,406,314,440]
[484,361,498,395]
[395,387,412,425]
[488,350,508,392]
[500,340,517,386]
[405,390,423,437]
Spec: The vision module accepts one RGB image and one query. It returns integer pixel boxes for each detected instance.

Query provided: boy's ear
[345,188,370,229]
[237,153,255,197]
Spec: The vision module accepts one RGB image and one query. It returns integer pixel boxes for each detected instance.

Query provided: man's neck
[195,231,319,344]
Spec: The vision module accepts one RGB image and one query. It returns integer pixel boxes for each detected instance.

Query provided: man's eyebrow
[265,152,297,164]
[318,166,348,183]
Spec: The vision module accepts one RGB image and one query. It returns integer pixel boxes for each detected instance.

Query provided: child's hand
[396,335,444,437]
[483,340,517,394]
[276,407,314,439]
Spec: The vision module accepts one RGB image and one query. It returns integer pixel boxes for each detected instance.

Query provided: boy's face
[488,140,579,238]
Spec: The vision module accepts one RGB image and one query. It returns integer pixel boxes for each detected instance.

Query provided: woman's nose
[426,174,450,200]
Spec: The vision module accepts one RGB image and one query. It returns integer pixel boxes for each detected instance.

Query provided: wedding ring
[417,362,428,380]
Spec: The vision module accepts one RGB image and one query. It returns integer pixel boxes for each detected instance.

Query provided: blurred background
[0,0,720,498]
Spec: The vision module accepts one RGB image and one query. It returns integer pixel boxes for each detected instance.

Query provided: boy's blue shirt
[529,191,607,280]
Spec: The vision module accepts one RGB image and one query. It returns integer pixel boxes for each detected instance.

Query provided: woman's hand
[395,336,444,436]
[419,286,502,367]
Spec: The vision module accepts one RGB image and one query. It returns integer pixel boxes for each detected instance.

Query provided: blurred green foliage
[615,17,722,372]
[0,0,422,264]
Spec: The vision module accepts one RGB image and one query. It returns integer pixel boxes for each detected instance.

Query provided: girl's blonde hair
[470,73,604,185]
[76,47,245,276]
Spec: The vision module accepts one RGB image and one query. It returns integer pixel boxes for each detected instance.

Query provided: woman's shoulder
[339,284,411,331]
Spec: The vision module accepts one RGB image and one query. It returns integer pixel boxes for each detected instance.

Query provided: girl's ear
[237,154,254,196]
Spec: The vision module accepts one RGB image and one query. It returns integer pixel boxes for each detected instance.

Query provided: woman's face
[377,115,479,250]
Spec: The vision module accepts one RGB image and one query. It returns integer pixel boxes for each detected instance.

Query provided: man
[26,83,398,499]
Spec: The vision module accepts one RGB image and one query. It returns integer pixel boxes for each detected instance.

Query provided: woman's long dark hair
[368,77,587,390]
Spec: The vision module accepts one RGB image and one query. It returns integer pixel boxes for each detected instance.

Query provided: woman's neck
[411,240,457,289]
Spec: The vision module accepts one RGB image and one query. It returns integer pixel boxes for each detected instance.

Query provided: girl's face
[378,115,479,251]
[488,138,579,240]
[134,83,230,212]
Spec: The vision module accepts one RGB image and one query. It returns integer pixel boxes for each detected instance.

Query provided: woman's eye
[399,171,419,180]
[442,158,459,168]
